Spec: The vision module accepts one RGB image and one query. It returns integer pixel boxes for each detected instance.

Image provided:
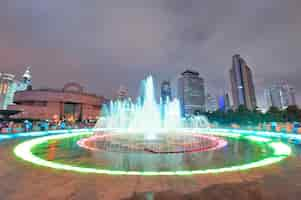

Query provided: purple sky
[0,0,301,107]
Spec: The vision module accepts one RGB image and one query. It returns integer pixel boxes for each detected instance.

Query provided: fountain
[13,75,292,176]
[80,76,219,154]
[96,75,209,132]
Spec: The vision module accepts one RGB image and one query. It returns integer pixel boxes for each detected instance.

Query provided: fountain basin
[77,132,227,154]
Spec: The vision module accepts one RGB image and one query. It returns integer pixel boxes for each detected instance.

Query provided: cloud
[0,0,300,106]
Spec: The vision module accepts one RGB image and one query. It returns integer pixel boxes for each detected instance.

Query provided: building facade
[0,73,15,109]
[205,93,218,113]
[282,84,296,107]
[115,85,129,101]
[178,70,205,116]
[8,82,105,121]
[265,86,282,109]
[161,80,172,104]
[289,87,296,106]
[0,66,32,109]
[218,93,231,112]
[230,54,257,110]
[265,82,296,110]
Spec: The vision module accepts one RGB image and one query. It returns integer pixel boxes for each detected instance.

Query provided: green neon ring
[14,131,291,176]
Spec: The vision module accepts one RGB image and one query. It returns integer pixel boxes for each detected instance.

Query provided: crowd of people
[0,117,300,135]
[0,119,95,134]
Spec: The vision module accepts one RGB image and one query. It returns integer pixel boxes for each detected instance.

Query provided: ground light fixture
[14,129,292,176]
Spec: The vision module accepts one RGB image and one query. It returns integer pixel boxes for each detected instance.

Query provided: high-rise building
[281,83,296,107]
[265,82,296,110]
[205,93,218,113]
[161,80,172,104]
[0,67,32,109]
[218,93,231,111]
[178,70,205,116]
[0,73,15,109]
[230,54,257,110]
[265,86,282,109]
[264,89,272,110]
[21,65,32,90]
[288,87,296,106]
[116,85,129,101]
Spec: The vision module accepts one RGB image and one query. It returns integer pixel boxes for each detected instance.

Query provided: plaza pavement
[1,139,301,200]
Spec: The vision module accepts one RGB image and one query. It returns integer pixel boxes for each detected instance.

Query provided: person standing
[60,120,66,130]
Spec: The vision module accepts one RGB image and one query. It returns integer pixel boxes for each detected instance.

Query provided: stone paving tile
[2,140,301,200]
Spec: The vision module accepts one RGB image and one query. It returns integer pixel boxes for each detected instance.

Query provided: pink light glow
[77,133,228,154]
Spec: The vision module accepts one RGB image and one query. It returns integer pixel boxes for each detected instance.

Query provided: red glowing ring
[77,134,227,154]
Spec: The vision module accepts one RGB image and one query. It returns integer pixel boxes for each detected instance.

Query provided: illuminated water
[37,75,270,172]
[31,135,274,171]
[95,76,209,132]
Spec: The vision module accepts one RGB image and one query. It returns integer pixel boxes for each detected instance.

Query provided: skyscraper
[265,86,282,109]
[161,80,172,104]
[0,66,32,109]
[264,89,272,110]
[281,83,296,107]
[288,87,296,106]
[205,93,218,113]
[218,93,231,111]
[0,73,15,109]
[116,85,129,101]
[265,82,296,110]
[230,54,257,110]
[178,70,205,116]
[21,65,32,90]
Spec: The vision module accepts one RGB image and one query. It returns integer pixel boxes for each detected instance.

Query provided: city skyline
[0,0,301,107]
[2,61,300,109]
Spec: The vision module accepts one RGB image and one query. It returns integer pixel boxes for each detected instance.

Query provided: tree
[266,106,284,122]
[286,105,300,122]
[204,105,301,127]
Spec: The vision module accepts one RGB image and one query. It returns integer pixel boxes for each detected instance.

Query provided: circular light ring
[14,130,291,176]
[77,133,228,154]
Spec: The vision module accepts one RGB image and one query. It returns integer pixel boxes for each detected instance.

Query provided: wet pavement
[1,139,301,200]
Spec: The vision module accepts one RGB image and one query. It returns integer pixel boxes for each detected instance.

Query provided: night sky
[0,0,300,107]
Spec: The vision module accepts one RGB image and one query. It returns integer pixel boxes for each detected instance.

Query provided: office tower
[288,87,296,106]
[116,85,129,101]
[265,82,297,110]
[218,93,231,111]
[206,93,218,112]
[22,65,32,90]
[281,83,296,107]
[0,73,15,109]
[161,80,172,104]
[264,88,273,110]
[230,54,257,110]
[0,66,32,109]
[178,70,205,116]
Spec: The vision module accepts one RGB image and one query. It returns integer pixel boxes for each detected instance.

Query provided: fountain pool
[12,76,293,176]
